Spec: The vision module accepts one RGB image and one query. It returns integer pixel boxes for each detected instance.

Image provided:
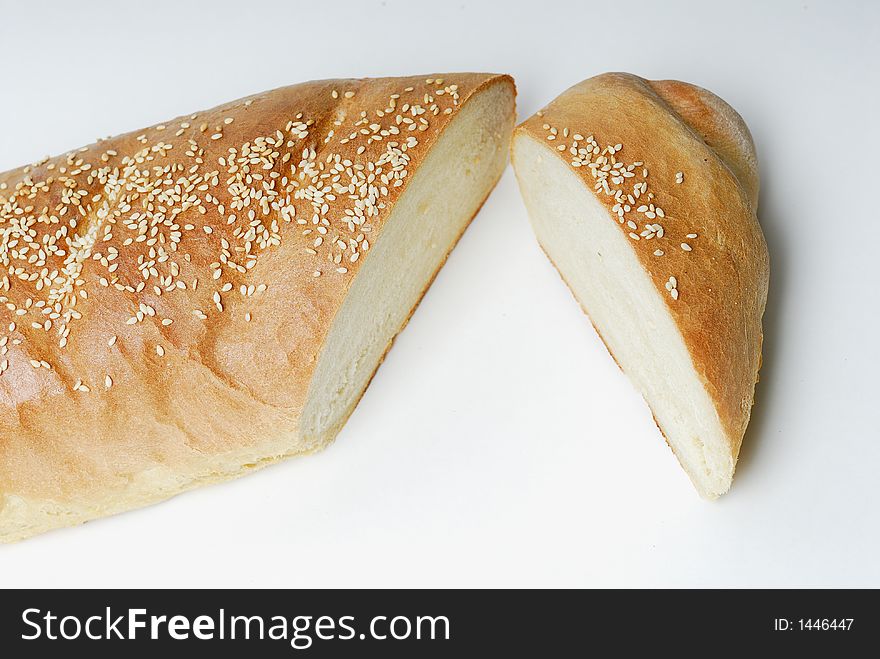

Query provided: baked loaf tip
[0,73,516,541]
[512,72,768,498]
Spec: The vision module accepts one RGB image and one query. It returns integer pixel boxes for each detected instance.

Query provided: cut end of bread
[513,132,736,499]
[300,78,515,448]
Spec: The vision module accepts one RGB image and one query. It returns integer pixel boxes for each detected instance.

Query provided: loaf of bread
[0,73,516,541]
[512,73,768,498]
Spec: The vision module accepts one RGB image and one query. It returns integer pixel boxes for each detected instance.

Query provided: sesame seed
[105,375,113,388]
[156,345,165,357]
[681,243,692,251]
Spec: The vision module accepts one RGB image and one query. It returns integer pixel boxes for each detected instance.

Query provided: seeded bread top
[514,73,768,452]
[0,73,512,503]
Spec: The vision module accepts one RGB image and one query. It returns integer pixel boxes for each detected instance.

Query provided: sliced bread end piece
[512,73,768,498]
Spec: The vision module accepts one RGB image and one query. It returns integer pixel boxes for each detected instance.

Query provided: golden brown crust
[515,72,769,458]
[0,73,514,523]
[647,79,760,207]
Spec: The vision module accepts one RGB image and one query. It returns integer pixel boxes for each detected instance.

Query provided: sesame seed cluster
[0,77,465,385]
[537,115,698,301]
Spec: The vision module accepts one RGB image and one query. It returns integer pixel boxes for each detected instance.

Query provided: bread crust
[0,73,515,541]
[514,73,769,464]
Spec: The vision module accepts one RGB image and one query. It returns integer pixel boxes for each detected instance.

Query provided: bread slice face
[0,74,515,542]
[512,73,768,498]
[301,81,515,445]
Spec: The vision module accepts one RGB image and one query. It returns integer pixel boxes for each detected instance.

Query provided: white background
[1,0,877,588]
